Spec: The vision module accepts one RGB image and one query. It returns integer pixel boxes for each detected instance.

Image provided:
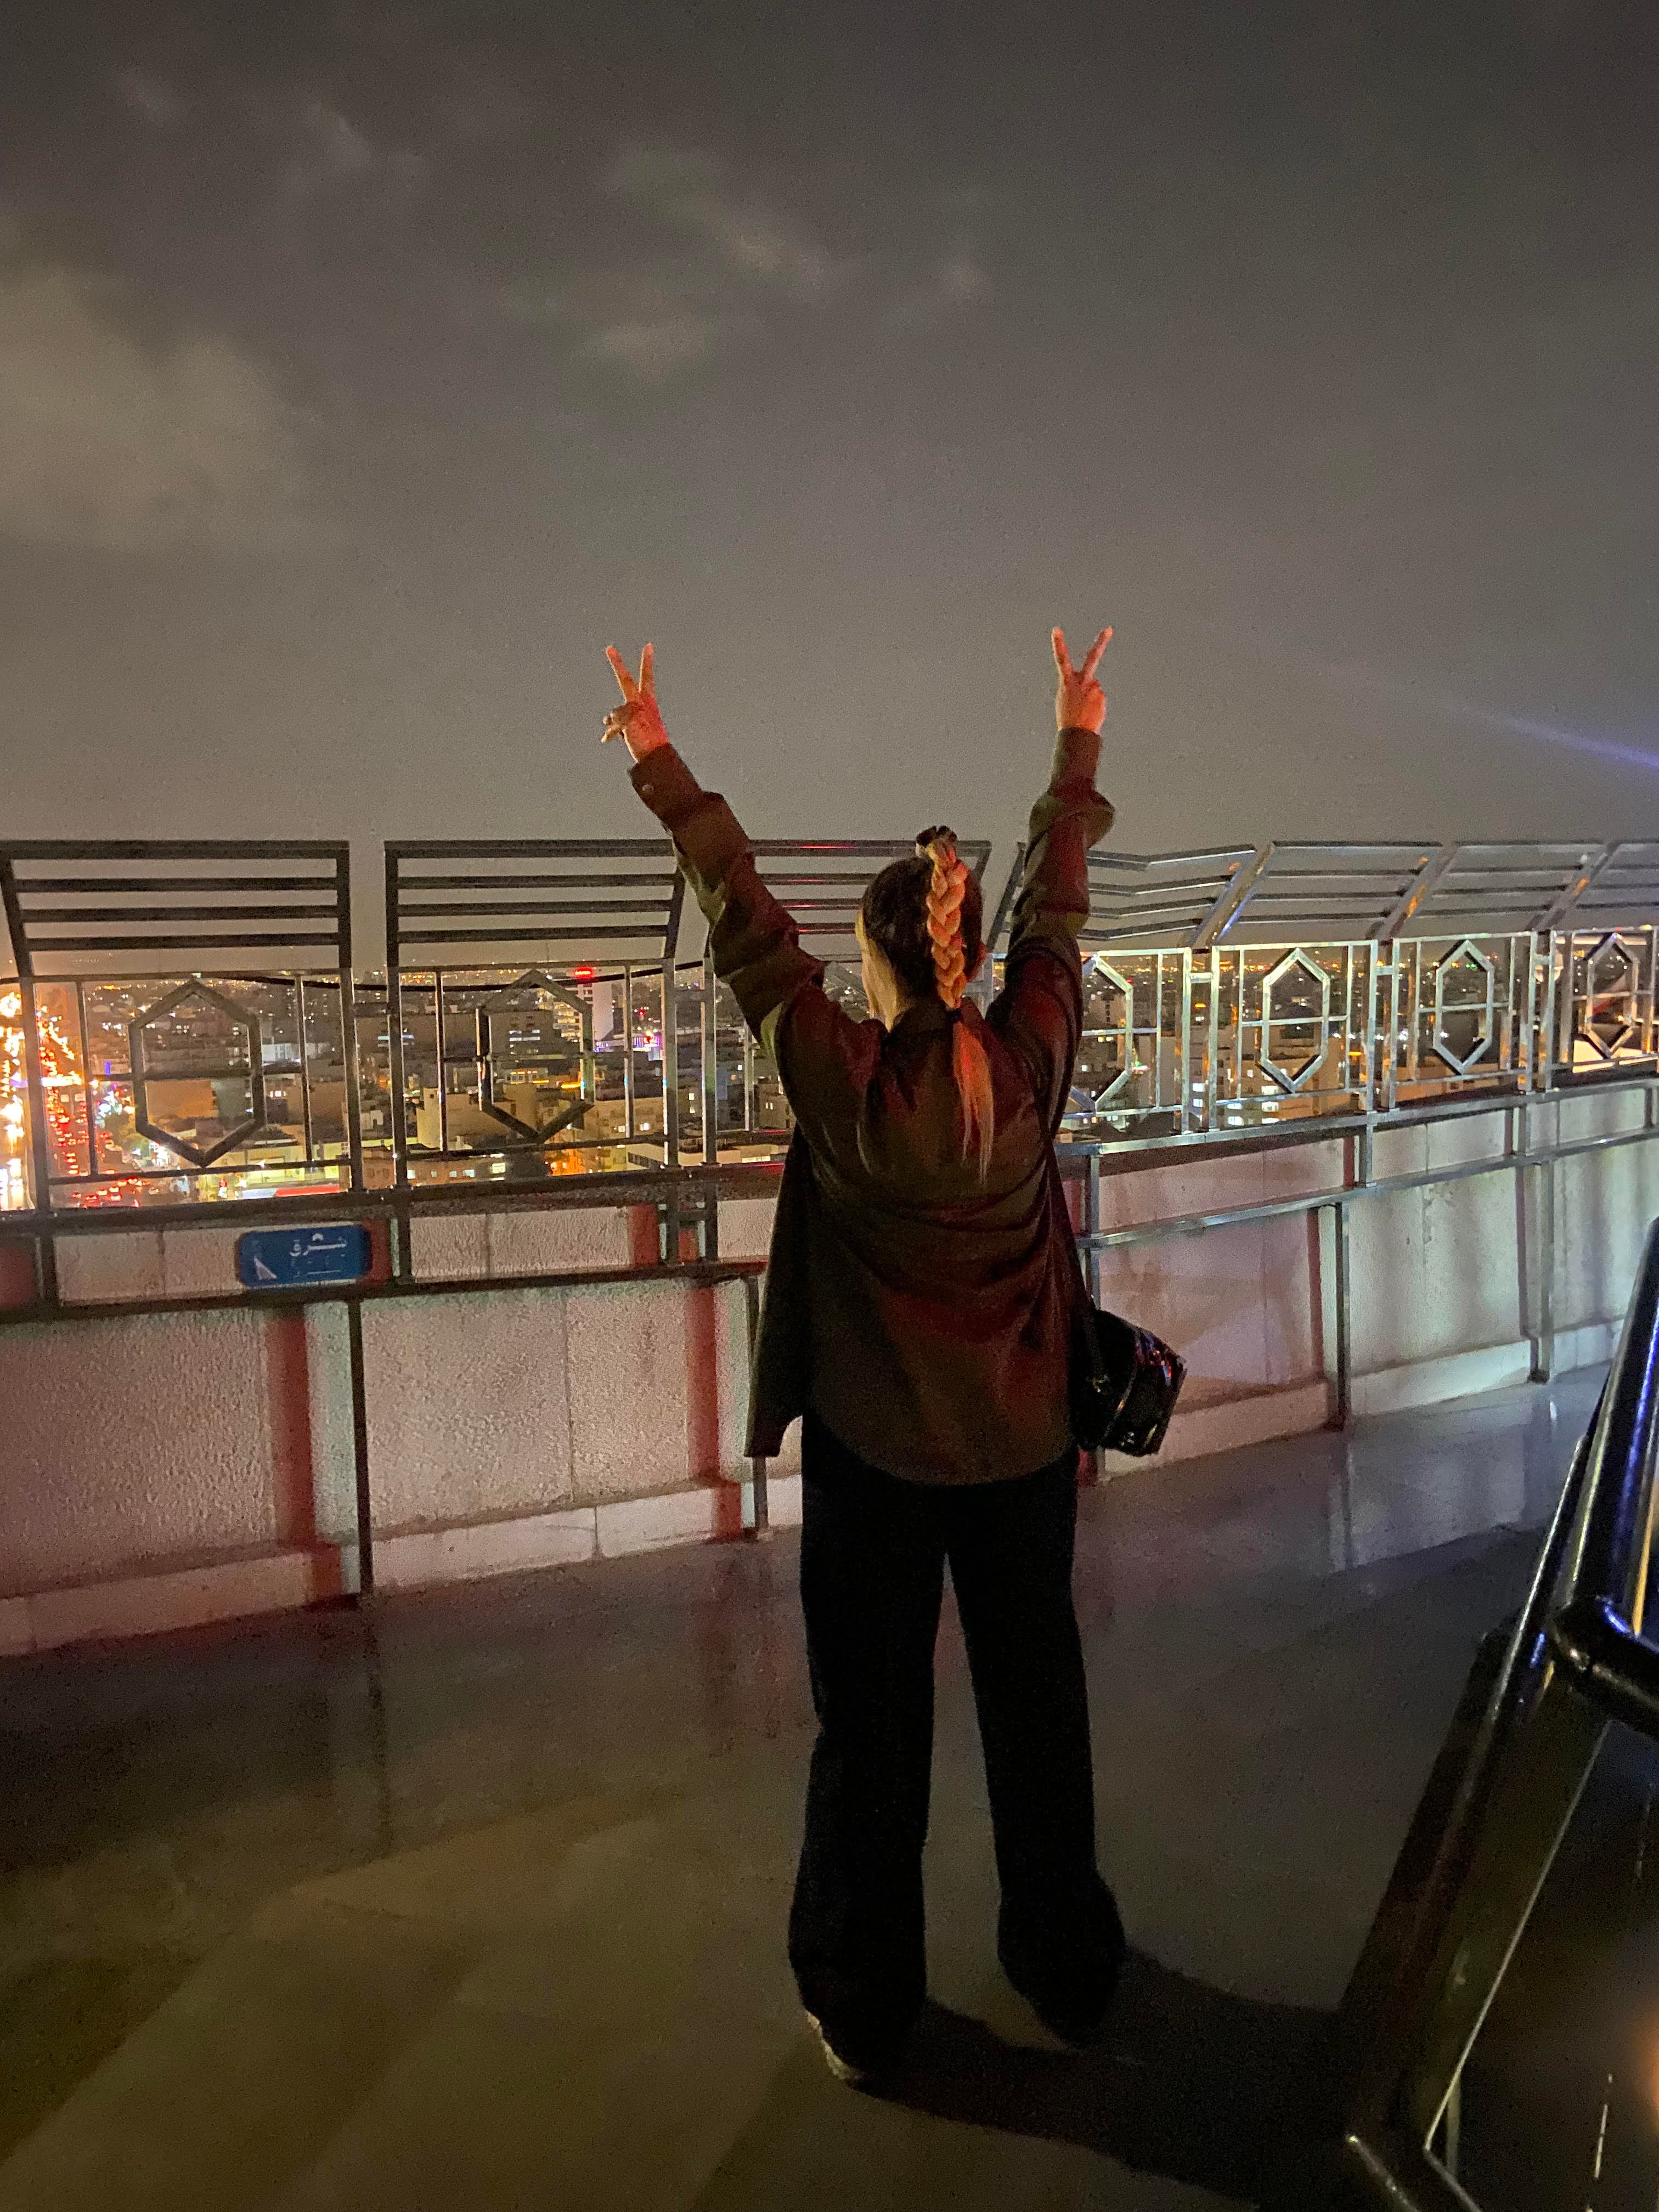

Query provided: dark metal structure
[380,838,686,1181]
[1309,1212,1659,2209]
[380,837,995,1179]
[977,838,1659,1145]
[0,840,360,1252]
[996,838,1659,952]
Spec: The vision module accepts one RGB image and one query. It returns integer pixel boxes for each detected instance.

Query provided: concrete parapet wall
[3,1094,1657,1650]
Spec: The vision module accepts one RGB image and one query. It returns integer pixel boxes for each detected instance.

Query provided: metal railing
[995,838,1659,1141]
[0,841,362,1280]
[6,833,1657,1216]
[382,837,687,1180]
[1307,1215,1659,2210]
[5,832,1659,1444]
[2,833,1006,1211]
[4,832,1659,1394]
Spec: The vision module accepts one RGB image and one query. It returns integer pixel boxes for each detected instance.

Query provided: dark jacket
[631,727,1114,1484]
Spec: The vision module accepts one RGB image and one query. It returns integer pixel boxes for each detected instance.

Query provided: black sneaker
[1000,1894,1125,2049]
[804,2011,904,2087]
[1001,1964,1111,2049]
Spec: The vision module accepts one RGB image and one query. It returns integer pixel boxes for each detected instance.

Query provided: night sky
[3,1,1657,902]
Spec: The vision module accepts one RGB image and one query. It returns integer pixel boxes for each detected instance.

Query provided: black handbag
[1047,1150,1186,1457]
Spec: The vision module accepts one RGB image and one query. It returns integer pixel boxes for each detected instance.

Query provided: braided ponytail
[917,826,995,1180]
[918,828,970,1009]
[859,831,995,1177]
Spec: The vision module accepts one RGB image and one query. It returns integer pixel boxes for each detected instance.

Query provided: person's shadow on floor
[882,1949,1338,2207]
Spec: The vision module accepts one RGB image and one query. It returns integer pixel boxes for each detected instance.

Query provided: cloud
[503,257,750,385]
[600,143,838,303]
[0,258,317,552]
[279,100,425,204]
[117,69,187,128]
[585,315,726,379]
[513,143,985,387]
[886,244,990,329]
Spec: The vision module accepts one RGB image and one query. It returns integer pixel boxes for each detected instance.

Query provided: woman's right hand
[602,644,672,761]
[1052,624,1112,734]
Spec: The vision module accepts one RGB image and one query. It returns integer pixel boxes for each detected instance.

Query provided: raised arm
[984,625,1116,1132]
[603,645,876,1139]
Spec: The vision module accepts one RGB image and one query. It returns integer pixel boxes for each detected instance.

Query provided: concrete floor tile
[276,1788,670,1938]
[0,1905,469,2212]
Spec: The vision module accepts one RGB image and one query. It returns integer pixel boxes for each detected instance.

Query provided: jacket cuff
[1051,725,1102,791]
[630,743,751,884]
[629,742,704,833]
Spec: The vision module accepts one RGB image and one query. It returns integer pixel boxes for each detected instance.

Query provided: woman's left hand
[602,644,670,761]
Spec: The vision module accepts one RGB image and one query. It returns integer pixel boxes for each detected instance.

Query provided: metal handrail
[1317,1215,1659,2210]
[1547,1228,1659,1729]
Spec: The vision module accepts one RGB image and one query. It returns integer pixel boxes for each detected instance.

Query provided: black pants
[788,1414,1124,2059]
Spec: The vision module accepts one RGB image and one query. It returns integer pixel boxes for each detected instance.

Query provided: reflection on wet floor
[0,1368,1608,2207]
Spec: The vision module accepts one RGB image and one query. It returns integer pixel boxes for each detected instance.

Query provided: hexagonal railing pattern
[1582,934,1641,1061]
[128,981,267,1169]
[474,970,591,1144]
[5,834,1659,1207]
[1082,956,1137,1109]
[1431,939,1498,1077]
[1260,949,1332,1094]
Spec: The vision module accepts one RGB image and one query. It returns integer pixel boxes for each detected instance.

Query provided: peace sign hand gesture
[1051,624,1113,735]
[602,644,671,763]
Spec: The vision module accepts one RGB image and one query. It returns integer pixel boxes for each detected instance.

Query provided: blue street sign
[236,1223,374,1290]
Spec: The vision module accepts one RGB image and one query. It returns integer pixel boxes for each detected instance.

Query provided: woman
[603,624,1121,2083]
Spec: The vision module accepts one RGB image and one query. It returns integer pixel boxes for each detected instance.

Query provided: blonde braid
[916,826,995,1176]
[918,828,970,1011]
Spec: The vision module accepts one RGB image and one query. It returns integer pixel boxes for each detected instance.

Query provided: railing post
[335,848,365,1194]
[662,962,680,1169]
[1336,1194,1353,1433]
[747,1454,771,1536]
[622,961,637,1141]
[1536,1125,1555,1384]
[2,857,55,1279]
[702,945,718,1165]
[346,1296,376,1600]
[742,1271,770,1537]
[700,1167,719,1261]
[1085,1149,1104,1481]
[384,850,409,1192]
[16,979,59,1300]
[661,871,687,1171]
[1555,929,1576,1090]
[1514,1090,1558,1384]
[1534,1099,1556,1383]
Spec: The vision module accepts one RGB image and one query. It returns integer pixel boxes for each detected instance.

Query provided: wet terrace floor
[0,1369,1604,2210]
